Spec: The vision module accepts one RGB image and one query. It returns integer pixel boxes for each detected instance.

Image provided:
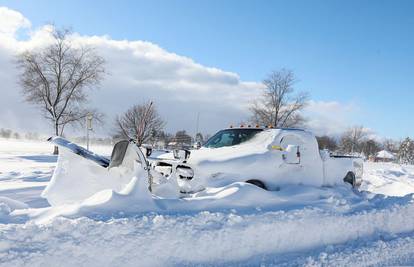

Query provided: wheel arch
[245,179,267,190]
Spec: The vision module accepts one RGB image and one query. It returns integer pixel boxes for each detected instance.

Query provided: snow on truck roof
[224,126,306,132]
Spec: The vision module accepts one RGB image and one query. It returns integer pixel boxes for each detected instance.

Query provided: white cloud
[0,7,30,36]
[304,100,359,136]
[0,7,363,138]
[0,10,261,136]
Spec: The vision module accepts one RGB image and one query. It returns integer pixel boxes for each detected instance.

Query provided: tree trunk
[53,121,59,155]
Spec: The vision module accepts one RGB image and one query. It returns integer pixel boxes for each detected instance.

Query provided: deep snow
[1,138,414,266]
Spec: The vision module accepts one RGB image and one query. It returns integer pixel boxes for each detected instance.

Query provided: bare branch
[250,69,308,128]
[339,125,368,154]
[115,101,165,146]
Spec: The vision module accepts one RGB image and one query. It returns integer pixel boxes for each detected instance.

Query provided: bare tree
[250,69,309,128]
[174,130,193,147]
[116,101,165,146]
[383,138,399,153]
[16,28,105,154]
[361,139,381,157]
[316,135,338,151]
[339,126,368,154]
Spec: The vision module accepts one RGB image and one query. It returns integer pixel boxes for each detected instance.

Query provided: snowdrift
[3,194,414,267]
[0,197,28,223]
[362,162,414,196]
[41,148,141,206]
[2,139,414,266]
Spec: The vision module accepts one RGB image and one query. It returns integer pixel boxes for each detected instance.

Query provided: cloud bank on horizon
[0,6,359,137]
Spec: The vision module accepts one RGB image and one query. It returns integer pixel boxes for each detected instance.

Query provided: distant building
[167,131,193,150]
[375,150,395,162]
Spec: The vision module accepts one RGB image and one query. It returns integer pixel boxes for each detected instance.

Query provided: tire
[246,179,267,190]
[343,172,356,187]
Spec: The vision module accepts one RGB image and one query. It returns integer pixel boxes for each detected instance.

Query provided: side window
[220,133,233,146]
[204,129,262,148]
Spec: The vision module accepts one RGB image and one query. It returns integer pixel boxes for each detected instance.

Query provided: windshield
[203,129,263,148]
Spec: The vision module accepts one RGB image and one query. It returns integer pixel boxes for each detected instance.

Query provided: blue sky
[1,0,414,138]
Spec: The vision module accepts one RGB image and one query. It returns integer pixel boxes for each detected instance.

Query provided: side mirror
[143,147,152,157]
[173,149,191,162]
[139,144,153,158]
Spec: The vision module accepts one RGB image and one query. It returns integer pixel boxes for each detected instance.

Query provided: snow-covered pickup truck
[150,127,363,193]
[46,127,362,204]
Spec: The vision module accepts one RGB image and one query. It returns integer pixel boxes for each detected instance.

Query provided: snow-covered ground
[361,161,414,196]
[1,138,414,266]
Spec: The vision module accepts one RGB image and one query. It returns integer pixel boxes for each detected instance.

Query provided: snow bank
[362,162,414,196]
[0,197,28,224]
[2,195,414,266]
[32,179,354,223]
[3,140,414,265]
[0,197,28,211]
[0,138,52,155]
[0,138,112,156]
[41,148,138,206]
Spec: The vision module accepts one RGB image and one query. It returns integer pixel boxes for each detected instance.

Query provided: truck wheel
[246,180,267,190]
[343,172,356,187]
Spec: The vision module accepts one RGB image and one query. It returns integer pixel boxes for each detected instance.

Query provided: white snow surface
[361,162,414,196]
[1,138,414,266]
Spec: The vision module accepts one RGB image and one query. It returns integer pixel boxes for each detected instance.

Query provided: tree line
[0,128,43,140]
[316,129,414,164]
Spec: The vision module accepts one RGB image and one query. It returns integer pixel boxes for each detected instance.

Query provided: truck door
[283,145,301,164]
[280,135,302,164]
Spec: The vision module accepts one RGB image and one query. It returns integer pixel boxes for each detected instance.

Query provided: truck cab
[150,127,363,193]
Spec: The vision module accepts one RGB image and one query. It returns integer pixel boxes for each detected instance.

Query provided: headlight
[176,165,194,180]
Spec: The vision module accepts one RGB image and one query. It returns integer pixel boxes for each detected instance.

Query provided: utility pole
[86,113,93,150]
[195,112,200,141]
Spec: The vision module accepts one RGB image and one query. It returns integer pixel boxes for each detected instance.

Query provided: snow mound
[0,197,28,224]
[0,197,28,211]
[3,143,414,265]
[3,197,414,266]
[42,148,137,206]
[362,162,414,196]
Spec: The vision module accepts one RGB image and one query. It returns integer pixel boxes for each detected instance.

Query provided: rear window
[204,129,262,148]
